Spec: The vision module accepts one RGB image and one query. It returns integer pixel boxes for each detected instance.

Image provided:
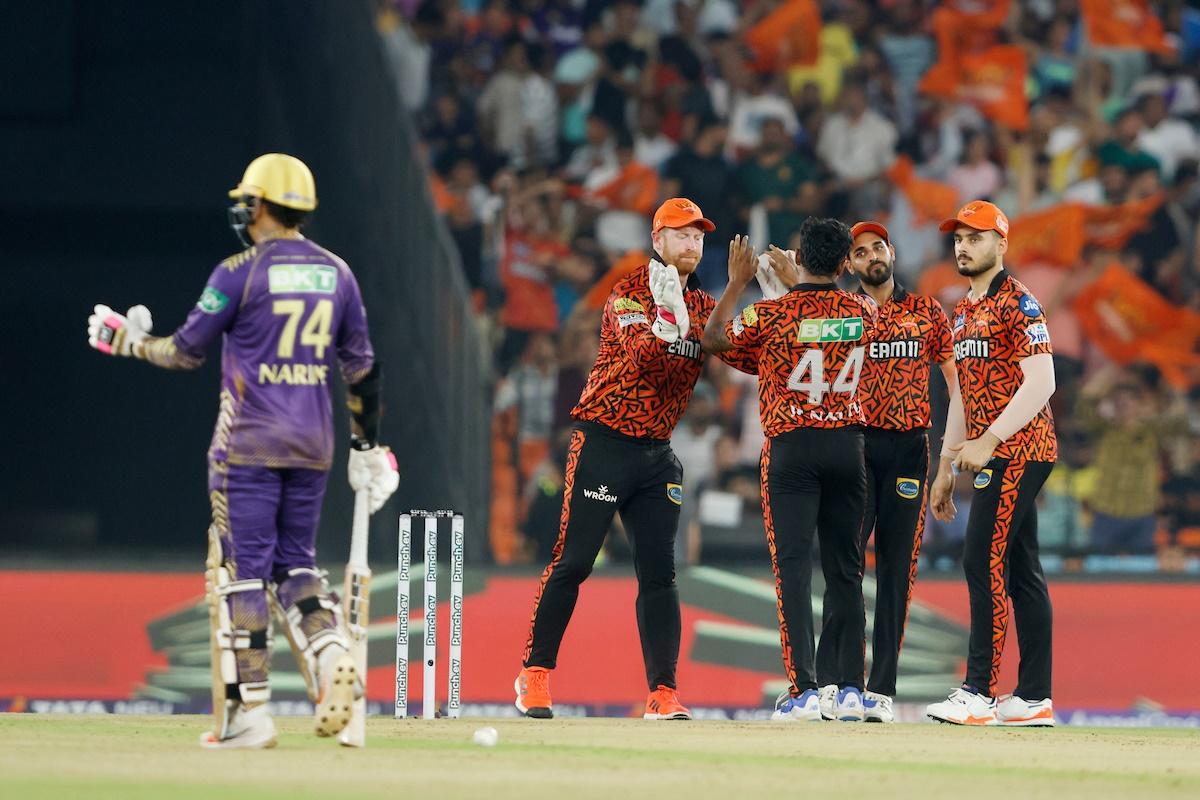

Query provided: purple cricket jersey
[169,238,374,471]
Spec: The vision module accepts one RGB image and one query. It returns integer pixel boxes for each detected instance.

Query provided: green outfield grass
[2,714,1197,799]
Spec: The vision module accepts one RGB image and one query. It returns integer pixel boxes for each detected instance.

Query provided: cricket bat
[339,489,372,747]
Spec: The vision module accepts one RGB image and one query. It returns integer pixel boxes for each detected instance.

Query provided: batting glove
[88,304,153,357]
[348,444,400,514]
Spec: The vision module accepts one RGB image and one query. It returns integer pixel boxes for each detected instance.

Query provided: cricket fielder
[702,218,876,723]
[514,199,756,720]
[86,153,399,748]
[926,201,1057,727]
[812,221,956,723]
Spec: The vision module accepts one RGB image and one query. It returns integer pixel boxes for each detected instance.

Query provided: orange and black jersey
[724,284,879,436]
[952,269,1057,462]
[859,284,953,431]
[572,265,756,440]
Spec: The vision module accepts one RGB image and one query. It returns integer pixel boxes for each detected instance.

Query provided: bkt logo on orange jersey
[797,317,864,342]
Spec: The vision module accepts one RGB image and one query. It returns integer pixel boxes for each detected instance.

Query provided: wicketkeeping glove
[649,261,689,342]
[348,444,400,514]
[88,304,153,357]
[755,253,787,300]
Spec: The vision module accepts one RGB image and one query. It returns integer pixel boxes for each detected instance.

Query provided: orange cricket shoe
[644,685,692,720]
[515,666,554,719]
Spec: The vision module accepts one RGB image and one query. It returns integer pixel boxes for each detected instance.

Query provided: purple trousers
[208,462,329,582]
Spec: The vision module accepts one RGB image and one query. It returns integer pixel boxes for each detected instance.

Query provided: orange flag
[1074,263,1200,388]
[1080,0,1174,55]
[886,156,959,226]
[920,44,1029,130]
[581,249,650,310]
[1083,193,1165,250]
[1007,205,1087,268]
[744,0,821,71]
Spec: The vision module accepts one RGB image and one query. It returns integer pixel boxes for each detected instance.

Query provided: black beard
[956,252,997,276]
[860,261,893,287]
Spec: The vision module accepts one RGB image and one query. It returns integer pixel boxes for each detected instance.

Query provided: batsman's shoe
[927,687,998,726]
[836,687,865,721]
[818,684,837,720]
[314,646,360,737]
[771,689,823,722]
[644,685,691,720]
[199,703,277,750]
[863,691,894,723]
[997,695,1055,727]
[515,666,554,719]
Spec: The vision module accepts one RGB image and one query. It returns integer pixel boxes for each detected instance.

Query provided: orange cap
[939,200,1009,237]
[850,220,890,243]
[652,197,715,234]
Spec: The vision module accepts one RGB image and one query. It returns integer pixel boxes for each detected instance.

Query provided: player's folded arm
[986,353,1055,442]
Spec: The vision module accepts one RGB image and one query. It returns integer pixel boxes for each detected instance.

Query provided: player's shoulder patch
[220,246,257,272]
[1025,321,1051,345]
[1017,293,1043,318]
[613,297,646,314]
[740,304,759,327]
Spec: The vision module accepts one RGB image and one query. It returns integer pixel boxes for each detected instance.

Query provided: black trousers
[963,458,1054,699]
[523,421,684,690]
[761,426,867,694]
[817,428,929,695]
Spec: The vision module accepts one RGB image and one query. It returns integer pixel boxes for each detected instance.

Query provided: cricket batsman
[85,153,400,748]
[514,198,756,720]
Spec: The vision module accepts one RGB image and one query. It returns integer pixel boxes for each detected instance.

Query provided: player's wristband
[350,436,376,452]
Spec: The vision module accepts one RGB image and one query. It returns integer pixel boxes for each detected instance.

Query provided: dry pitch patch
[1,714,1197,800]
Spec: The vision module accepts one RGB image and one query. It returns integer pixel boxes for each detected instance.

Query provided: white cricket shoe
[927,687,998,726]
[863,691,894,723]
[199,703,277,749]
[772,689,823,722]
[836,687,864,721]
[997,695,1055,727]
[818,684,838,720]
[314,645,360,737]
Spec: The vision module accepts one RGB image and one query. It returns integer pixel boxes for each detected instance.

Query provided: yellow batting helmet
[228,153,317,211]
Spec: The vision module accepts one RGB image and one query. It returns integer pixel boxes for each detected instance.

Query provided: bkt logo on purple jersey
[268,263,338,294]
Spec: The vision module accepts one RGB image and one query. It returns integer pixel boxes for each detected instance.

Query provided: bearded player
[926,201,1057,727]
[515,198,756,720]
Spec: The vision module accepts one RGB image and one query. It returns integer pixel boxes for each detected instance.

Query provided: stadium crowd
[377,0,1200,571]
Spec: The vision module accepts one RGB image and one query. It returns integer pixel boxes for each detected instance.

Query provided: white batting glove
[348,444,400,514]
[88,304,153,357]
[755,254,787,300]
[649,262,689,342]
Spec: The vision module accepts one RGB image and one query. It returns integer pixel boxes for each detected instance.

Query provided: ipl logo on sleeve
[666,483,683,505]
